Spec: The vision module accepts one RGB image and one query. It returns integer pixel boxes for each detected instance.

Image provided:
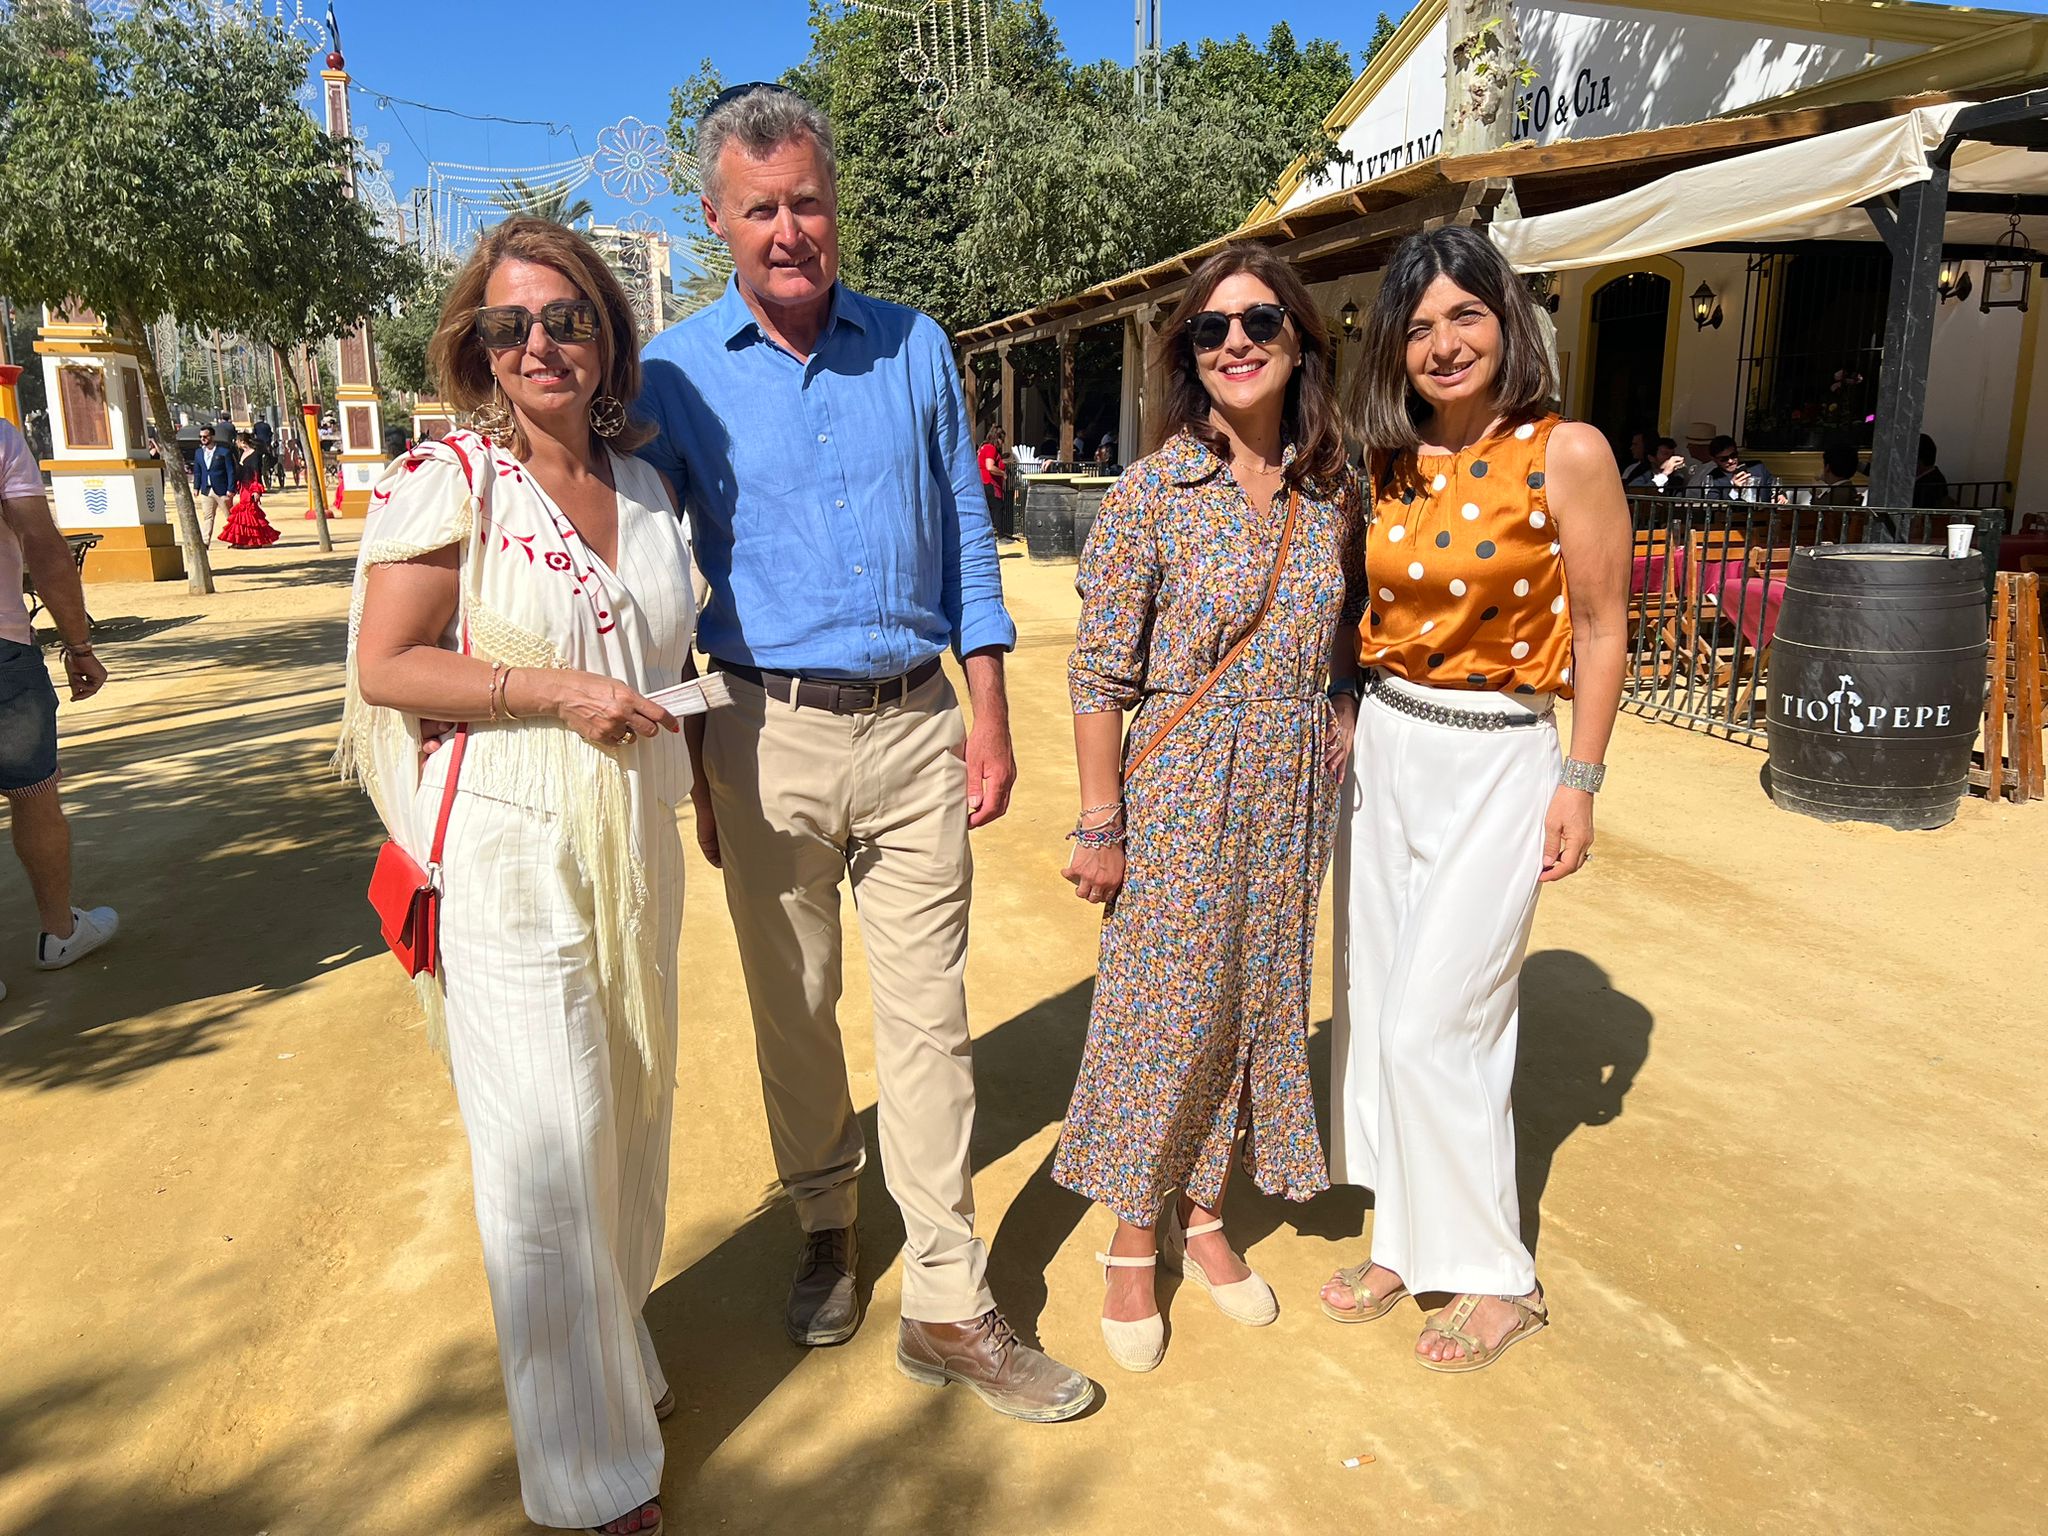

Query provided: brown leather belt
[711,656,943,715]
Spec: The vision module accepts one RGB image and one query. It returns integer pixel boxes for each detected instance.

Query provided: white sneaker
[36,905,119,969]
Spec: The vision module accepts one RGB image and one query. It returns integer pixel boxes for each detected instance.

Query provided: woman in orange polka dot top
[1317,225,1630,1374]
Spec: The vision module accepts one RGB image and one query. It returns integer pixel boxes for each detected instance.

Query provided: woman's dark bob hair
[1150,243,1347,490]
[1348,224,1557,453]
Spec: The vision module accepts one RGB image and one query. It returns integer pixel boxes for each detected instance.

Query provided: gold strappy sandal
[1417,1290,1549,1374]
[1319,1260,1410,1324]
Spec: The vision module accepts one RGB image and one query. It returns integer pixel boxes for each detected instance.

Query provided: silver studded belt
[1364,675,1548,731]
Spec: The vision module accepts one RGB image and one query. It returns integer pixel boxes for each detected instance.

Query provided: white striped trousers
[433,785,682,1529]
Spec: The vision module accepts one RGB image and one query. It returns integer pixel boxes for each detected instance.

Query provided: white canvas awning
[1490,103,2048,271]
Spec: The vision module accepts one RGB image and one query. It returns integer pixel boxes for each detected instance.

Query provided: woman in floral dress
[1055,244,1364,1373]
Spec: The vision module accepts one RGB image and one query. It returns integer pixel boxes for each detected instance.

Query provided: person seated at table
[1912,433,1950,509]
[1620,428,1659,489]
[1643,437,1687,496]
[1815,442,1863,508]
[1695,436,1780,503]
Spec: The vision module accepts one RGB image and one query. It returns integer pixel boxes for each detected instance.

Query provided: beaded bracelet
[1068,822,1126,849]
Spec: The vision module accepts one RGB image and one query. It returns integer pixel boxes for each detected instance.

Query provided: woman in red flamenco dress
[218,432,280,549]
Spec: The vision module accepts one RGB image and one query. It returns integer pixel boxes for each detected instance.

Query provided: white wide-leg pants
[433,786,682,1529]
[1331,674,1558,1297]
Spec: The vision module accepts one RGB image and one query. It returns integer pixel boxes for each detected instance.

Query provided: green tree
[490,176,595,227]
[1364,11,1401,67]
[377,263,458,397]
[0,0,416,591]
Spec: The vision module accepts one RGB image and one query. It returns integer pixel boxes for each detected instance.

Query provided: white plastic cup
[1946,522,1974,559]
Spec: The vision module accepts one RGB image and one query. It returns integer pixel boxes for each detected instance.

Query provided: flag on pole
[325,3,342,53]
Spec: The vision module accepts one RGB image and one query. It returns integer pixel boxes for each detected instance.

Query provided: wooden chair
[1664,525,1750,696]
[1627,526,1676,685]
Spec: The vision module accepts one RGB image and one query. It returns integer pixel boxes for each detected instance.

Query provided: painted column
[323,48,384,517]
[32,305,180,583]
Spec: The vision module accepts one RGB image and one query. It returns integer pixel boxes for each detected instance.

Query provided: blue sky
[325,0,2048,242]
[329,0,1399,239]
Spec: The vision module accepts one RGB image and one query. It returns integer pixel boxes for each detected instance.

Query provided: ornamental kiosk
[32,304,180,583]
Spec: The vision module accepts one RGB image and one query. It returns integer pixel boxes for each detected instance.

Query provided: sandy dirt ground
[1,520,2042,1536]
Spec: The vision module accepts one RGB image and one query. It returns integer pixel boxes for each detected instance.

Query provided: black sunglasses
[473,300,599,351]
[1186,303,1290,353]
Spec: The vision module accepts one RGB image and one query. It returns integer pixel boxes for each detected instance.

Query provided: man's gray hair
[698,87,837,208]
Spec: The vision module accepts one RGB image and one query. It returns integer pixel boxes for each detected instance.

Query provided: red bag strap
[423,432,491,875]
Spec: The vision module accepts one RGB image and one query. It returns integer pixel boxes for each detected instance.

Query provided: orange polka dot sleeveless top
[1362,413,1574,698]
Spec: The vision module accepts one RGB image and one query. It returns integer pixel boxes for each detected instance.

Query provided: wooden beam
[1279,185,1474,265]
[1448,94,1961,183]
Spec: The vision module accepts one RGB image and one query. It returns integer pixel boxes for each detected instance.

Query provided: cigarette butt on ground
[1341,1454,1376,1468]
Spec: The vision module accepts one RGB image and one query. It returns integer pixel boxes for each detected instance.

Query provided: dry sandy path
[1,526,2041,1534]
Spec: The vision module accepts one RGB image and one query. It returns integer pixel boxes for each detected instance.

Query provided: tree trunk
[122,305,214,595]
[271,344,331,553]
[1445,1,1521,157]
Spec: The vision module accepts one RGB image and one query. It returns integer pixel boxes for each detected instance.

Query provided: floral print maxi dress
[1054,431,1365,1226]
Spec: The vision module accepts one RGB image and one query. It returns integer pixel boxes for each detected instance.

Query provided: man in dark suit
[190,426,234,543]
[250,417,277,490]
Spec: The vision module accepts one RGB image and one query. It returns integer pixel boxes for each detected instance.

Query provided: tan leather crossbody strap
[1122,486,1301,784]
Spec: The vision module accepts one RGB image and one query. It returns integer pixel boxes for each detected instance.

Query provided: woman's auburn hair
[1347,224,1558,455]
[1149,243,1348,491]
[425,215,656,456]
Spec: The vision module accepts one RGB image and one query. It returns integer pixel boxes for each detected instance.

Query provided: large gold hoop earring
[589,394,626,439]
[469,381,513,440]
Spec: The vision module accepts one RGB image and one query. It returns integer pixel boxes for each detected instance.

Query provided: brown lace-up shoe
[897,1309,1096,1423]
[786,1226,862,1347]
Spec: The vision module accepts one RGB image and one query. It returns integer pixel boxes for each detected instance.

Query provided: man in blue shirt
[637,84,1091,1423]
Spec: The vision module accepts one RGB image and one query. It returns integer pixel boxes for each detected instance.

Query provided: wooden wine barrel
[1765,546,1987,830]
[1021,474,1079,564]
[1072,476,1114,559]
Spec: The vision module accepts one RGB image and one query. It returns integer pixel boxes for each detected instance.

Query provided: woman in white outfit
[339,217,691,1534]
[1319,225,1628,1373]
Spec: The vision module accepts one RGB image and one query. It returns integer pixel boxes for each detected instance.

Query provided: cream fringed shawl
[333,430,691,1080]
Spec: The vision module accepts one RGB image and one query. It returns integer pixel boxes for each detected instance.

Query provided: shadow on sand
[0,611,383,1093]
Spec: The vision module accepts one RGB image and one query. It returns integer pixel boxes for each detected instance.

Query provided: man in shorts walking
[0,415,118,1000]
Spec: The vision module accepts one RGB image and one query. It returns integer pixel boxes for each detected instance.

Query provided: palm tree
[673,234,734,319]
[491,176,595,227]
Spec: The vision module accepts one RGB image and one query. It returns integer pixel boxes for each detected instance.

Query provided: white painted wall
[1283,1,1925,213]
[2013,309,2048,517]
[1922,297,2025,486]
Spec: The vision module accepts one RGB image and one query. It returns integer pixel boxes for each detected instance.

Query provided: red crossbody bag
[365,434,487,977]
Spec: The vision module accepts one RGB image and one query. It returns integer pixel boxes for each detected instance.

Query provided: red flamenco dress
[218,477,280,549]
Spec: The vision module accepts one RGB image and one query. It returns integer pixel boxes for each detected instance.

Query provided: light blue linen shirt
[635,278,1015,680]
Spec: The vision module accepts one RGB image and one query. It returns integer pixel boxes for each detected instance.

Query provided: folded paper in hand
[645,674,734,717]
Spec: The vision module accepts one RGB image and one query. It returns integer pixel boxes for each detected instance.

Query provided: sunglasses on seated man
[473,299,600,351]
[1185,303,1290,353]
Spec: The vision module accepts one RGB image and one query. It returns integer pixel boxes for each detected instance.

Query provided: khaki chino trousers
[703,669,994,1323]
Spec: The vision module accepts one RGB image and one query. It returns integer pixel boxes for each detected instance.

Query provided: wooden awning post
[998,342,1015,451]
[1058,327,1076,463]
[1119,315,1144,460]
[1866,169,1951,512]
